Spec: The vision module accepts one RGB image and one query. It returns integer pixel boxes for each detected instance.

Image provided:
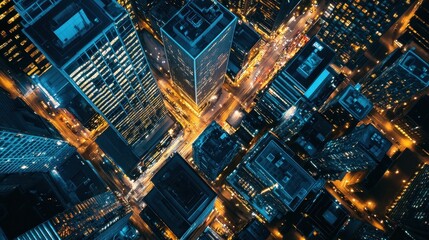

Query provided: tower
[161,0,237,111]
[16,0,167,152]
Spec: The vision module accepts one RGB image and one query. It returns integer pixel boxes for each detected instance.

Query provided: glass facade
[19,0,167,148]
[161,0,237,109]
[0,130,72,173]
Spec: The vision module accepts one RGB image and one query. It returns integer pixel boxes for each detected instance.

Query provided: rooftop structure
[227,133,316,221]
[338,85,373,121]
[141,153,216,239]
[193,121,241,180]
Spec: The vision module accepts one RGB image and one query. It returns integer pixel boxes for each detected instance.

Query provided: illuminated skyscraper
[319,0,414,68]
[0,0,50,75]
[16,0,167,151]
[363,49,429,112]
[219,0,256,16]
[312,124,391,179]
[398,1,429,52]
[17,191,132,240]
[161,0,237,110]
[0,88,73,174]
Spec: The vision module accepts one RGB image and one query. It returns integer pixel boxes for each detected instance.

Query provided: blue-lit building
[193,121,241,181]
[161,0,237,110]
[140,153,216,240]
[227,133,317,222]
[254,37,335,125]
[16,0,167,152]
[0,88,73,174]
[17,191,132,240]
[312,124,391,179]
[363,48,429,112]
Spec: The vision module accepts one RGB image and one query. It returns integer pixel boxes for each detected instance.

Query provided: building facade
[363,48,429,112]
[16,0,167,151]
[161,0,237,110]
[0,0,50,75]
[0,88,73,173]
[319,0,413,68]
[17,191,132,240]
[387,164,429,239]
[313,124,391,178]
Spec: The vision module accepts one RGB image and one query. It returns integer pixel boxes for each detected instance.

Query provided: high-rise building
[193,121,241,181]
[16,0,167,152]
[254,37,335,125]
[0,0,134,76]
[17,191,132,240]
[398,1,429,52]
[312,124,391,179]
[322,84,373,136]
[0,0,50,76]
[363,48,429,112]
[387,164,429,240]
[140,153,216,240]
[247,0,301,37]
[0,88,73,173]
[319,0,414,68]
[161,0,237,110]
[227,133,317,222]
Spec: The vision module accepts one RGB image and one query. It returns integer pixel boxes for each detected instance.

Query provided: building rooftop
[407,95,429,132]
[398,49,429,86]
[285,37,335,89]
[24,0,124,66]
[161,0,236,57]
[358,125,392,162]
[144,153,216,238]
[338,85,373,121]
[245,133,316,211]
[193,121,240,164]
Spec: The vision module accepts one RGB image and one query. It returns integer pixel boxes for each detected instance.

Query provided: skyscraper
[387,164,429,240]
[363,48,429,112]
[319,0,414,68]
[0,88,73,173]
[227,133,317,222]
[161,0,237,110]
[247,0,301,37]
[17,191,132,240]
[16,0,167,152]
[312,124,391,179]
[219,0,257,16]
[0,0,50,75]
